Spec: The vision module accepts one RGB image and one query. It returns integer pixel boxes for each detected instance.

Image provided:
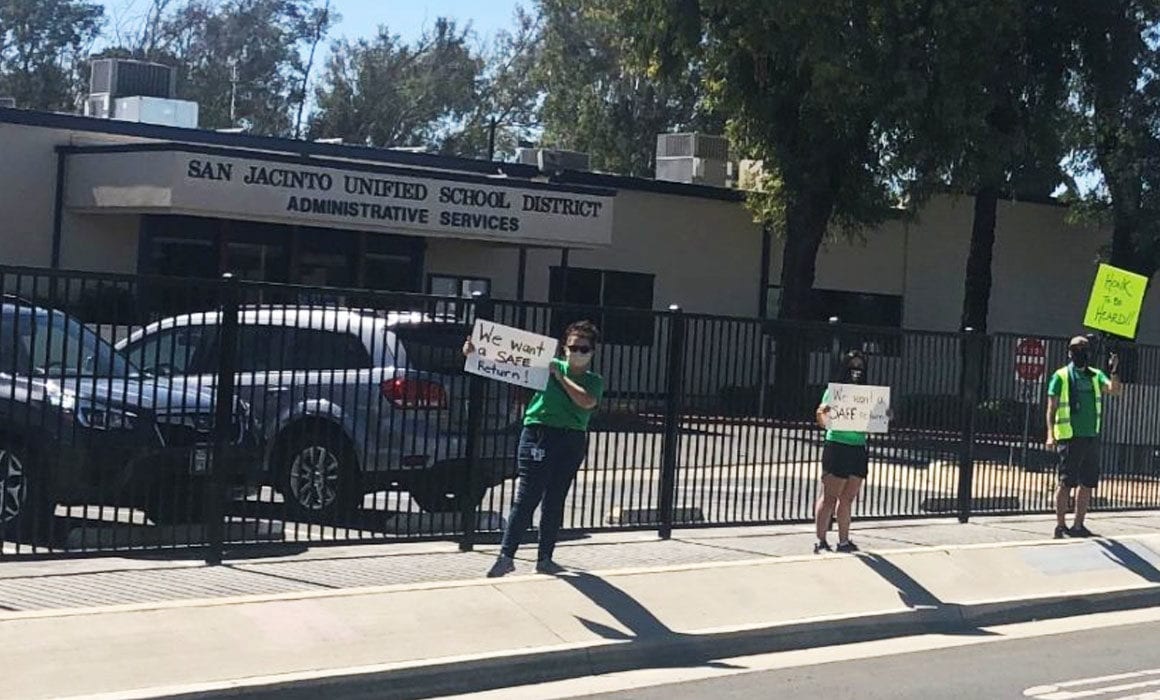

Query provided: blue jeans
[499,425,588,561]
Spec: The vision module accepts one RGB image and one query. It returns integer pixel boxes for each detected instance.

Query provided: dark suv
[0,298,257,540]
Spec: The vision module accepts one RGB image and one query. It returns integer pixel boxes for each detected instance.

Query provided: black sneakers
[1070,524,1097,538]
[813,541,832,554]
[535,559,566,575]
[836,541,860,553]
[486,555,515,578]
[1055,524,1097,539]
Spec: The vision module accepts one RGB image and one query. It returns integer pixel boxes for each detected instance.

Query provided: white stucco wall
[0,122,144,273]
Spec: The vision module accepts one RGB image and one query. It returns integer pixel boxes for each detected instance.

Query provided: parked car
[0,297,259,539]
[117,306,522,521]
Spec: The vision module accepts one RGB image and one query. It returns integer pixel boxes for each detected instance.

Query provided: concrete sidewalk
[6,513,1160,699]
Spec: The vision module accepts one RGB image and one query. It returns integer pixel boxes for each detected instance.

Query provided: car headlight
[76,405,138,431]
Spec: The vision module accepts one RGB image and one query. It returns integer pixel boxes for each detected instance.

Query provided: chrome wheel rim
[0,449,28,524]
[288,446,340,511]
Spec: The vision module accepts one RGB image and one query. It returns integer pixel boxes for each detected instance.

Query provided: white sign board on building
[465,320,559,390]
[826,383,891,434]
[65,148,616,248]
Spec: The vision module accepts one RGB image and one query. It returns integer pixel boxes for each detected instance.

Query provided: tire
[278,426,360,524]
[145,479,206,526]
[0,440,54,544]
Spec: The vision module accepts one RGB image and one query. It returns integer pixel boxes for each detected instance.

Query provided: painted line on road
[5,533,1160,621]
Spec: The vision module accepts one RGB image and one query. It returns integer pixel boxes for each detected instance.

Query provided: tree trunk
[771,194,832,418]
[960,186,999,333]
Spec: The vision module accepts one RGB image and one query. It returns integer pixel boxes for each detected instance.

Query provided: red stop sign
[1014,337,1047,382]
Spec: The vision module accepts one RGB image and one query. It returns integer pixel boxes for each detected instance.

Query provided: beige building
[0,106,1138,337]
[5,105,1159,447]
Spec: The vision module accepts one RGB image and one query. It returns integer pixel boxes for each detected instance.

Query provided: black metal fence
[1,265,1158,561]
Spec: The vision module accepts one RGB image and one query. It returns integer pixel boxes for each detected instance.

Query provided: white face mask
[565,338,594,370]
[567,351,593,370]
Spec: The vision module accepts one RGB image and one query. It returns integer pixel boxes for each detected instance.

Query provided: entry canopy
[64,144,615,248]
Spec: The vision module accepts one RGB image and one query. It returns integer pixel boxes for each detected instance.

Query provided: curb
[117,583,1160,700]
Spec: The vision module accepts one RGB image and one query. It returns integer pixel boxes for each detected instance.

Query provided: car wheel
[0,440,53,543]
[279,428,359,524]
[145,479,206,526]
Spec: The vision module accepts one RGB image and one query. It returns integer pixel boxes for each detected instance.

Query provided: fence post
[459,292,492,552]
[957,327,985,524]
[659,305,686,540]
[205,273,239,566]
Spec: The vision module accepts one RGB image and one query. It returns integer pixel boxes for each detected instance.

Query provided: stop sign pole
[1015,337,1047,468]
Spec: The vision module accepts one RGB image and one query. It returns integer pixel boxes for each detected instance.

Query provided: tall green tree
[615,1,934,414]
[1068,1,1160,279]
[440,7,543,160]
[159,0,329,135]
[0,0,104,111]
[905,1,1074,332]
[617,1,931,321]
[308,18,480,148]
[535,0,720,177]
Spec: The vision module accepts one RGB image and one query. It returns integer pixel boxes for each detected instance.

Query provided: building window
[766,285,903,355]
[550,267,655,346]
[428,275,491,298]
[428,274,491,320]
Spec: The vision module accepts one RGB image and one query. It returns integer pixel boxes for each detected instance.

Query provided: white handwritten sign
[827,383,891,434]
[465,320,558,390]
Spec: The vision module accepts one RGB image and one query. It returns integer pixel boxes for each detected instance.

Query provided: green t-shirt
[820,388,868,446]
[1047,365,1110,438]
[524,358,605,431]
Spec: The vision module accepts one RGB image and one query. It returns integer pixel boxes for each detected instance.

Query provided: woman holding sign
[465,320,605,577]
[814,350,872,554]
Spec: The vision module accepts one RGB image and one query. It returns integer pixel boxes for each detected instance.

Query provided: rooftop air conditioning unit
[537,149,590,173]
[90,58,176,99]
[655,133,730,187]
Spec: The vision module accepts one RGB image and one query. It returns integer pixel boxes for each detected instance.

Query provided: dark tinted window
[125,326,214,377]
[0,310,133,377]
[392,323,469,374]
[290,329,372,370]
[549,267,655,346]
[235,326,296,372]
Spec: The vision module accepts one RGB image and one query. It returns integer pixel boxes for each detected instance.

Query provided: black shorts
[822,442,869,480]
[1058,437,1100,488]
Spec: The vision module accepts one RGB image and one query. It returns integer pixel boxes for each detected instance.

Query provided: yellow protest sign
[1083,263,1150,338]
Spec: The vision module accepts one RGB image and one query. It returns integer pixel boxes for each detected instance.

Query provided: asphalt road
[585,619,1160,700]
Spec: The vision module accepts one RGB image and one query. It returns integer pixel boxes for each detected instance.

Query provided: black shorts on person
[1058,436,1100,488]
[822,441,869,480]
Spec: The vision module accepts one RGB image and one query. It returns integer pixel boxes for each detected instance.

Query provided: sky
[98,0,527,48]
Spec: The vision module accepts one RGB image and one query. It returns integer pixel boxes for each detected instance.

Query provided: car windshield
[1,309,137,378]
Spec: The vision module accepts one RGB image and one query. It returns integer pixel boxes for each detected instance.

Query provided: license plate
[189,447,213,475]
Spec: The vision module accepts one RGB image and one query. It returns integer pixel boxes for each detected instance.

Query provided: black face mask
[846,367,866,384]
[1071,349,1090,368]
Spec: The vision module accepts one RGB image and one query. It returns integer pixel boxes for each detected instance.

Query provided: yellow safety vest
[1052,367,1103,441]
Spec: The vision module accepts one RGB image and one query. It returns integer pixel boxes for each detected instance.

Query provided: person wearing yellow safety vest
[1045,335,1121,539]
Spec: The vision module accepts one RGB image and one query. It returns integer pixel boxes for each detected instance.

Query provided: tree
[1068,2,1160,279]
[0,0,104,111]
[160,0,328,135]
[440,7,543,160]
[534,0,721,177]
[904,1,1074,332]
[307,18,480,149]
[616,1,933,414]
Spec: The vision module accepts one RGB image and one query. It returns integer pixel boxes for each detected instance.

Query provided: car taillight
[381,378,448,409]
